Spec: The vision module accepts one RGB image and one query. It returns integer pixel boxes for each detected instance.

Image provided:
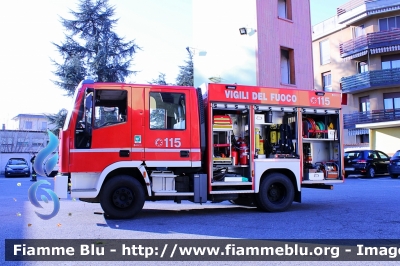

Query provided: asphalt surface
[1,174,400,266]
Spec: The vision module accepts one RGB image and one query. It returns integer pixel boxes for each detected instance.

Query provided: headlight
[6,167,12,171]
[24,167,29,171]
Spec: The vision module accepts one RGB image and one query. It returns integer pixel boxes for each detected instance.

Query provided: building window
[319,39,330,65]
[278,0,292,20]
[359,134,369,144]
[379,15,400,31]
[322,72,332,92]
[358,61,369,73]
[359,96,370,112]
[382,54,400,70]
[353,25,365,38]
[150,92,186,130]
[41,122,47,130]
[17,138,28,147]
[31,138,44,147]
[25,121,32,129]
[280,48,295,85]
[383,92,400,112]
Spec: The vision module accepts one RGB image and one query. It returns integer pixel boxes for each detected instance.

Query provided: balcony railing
[341,68,400,93]
[344,109,400,129]
[337,0,366,16]
[339,29,400,59]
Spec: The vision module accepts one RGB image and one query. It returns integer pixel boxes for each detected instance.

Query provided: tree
[176,48,194,86]
[44,109,68,136]
[52,0,140,97]
[149,72,170,85]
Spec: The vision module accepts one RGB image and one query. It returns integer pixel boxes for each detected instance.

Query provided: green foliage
[52,0,140,96]
[176,49,193,86]
[44,109,68,136]
[149,73,170,85]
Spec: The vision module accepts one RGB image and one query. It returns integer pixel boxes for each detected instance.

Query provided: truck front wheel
[256,173,294,212]
[100,175,145,219]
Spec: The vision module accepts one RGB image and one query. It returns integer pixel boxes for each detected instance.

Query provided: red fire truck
[54,79,344,219]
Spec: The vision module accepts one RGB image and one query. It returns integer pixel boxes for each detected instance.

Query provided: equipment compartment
[301,111,342,180]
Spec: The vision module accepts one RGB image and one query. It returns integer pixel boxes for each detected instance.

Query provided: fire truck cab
[55,79,344,219]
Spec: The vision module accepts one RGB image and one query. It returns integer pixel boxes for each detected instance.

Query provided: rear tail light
[356,160,367,163]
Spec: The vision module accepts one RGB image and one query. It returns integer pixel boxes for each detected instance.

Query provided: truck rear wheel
[256,173,294,212]
[100,175,145,219]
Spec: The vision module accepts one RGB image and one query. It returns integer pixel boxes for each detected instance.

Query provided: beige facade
[11,114,54,131]
[312,0,400,156]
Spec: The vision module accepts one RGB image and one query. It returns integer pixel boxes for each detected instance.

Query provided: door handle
[119,150,130,157]
[180,150,190,158]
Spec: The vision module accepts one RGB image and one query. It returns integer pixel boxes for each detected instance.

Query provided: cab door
[72,86,144,172]
[143,87,192,167]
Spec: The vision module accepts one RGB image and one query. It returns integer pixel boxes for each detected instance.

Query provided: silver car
[5,158,30,177]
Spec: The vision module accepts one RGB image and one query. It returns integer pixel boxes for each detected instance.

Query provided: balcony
[344,109,400,129]
[341,68,400,94]
[312,16,345,40]
[337,0,400,25]
[339,29,400,59]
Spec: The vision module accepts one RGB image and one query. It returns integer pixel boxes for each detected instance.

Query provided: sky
[0,0,349,128]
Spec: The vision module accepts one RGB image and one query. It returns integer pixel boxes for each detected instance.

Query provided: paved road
[1,174,400,266]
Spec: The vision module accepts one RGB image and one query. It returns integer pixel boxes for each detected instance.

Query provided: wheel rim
[369,168,375,177]
[112,187,134,209]
[267,183,287,203]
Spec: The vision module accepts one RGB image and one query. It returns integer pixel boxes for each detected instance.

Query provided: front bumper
[5,170,30,176]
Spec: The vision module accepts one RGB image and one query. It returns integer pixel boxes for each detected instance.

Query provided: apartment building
[312,0,400,155]
[193,0,314,89]
[11,114,51,131]
[1,114,54,172]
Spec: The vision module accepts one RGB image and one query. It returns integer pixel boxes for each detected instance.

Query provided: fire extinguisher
[238,138,248,165]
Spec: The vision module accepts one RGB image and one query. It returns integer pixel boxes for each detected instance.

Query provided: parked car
[344,150,390,178]
[5,158,30,177]
[388,150,400,179]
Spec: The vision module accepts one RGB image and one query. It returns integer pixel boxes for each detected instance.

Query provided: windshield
[63,81,84,131]
[9,159,27,165]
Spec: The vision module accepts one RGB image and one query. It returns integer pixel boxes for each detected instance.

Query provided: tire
[390,174,398,179]
[256,173,294,212]
[100,175,145,219]
[367,167,376,178]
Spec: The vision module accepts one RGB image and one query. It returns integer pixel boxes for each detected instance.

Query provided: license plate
[345,168,354,171]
